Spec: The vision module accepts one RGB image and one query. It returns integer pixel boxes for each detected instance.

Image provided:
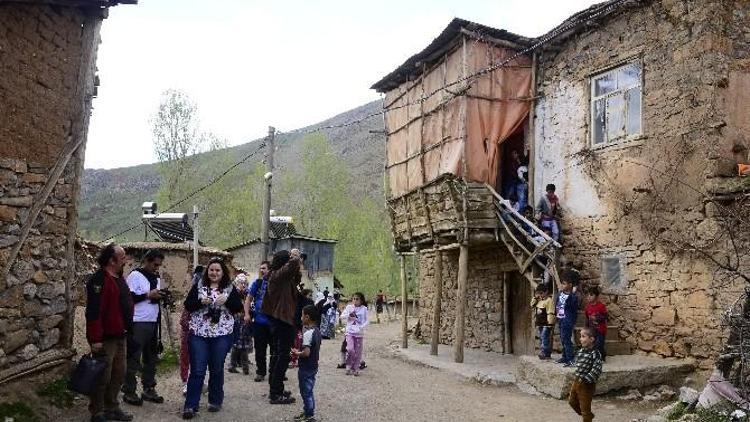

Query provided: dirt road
[74,320,656,421]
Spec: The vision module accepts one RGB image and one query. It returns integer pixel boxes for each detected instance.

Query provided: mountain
[78,99,386,241]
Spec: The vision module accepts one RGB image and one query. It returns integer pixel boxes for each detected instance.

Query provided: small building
[0,0,136,384]
[227,220,337,294]
[373,0,750,368]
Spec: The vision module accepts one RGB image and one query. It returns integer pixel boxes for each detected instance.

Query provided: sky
[84,0,600,169]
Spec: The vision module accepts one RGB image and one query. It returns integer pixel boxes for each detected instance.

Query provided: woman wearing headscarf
[318,294,337,339]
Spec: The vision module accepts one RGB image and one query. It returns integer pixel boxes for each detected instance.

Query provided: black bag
[68,353,107,396]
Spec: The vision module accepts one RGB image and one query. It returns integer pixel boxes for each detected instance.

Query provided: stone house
[0,0,135,385]
[373,0,750,368]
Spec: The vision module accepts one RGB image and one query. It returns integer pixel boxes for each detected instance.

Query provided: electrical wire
[98,141,267,242]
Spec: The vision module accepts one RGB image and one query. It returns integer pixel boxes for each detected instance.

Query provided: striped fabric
[574,347,603,384]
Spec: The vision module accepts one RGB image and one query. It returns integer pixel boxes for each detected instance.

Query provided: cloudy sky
[85,0,599,169]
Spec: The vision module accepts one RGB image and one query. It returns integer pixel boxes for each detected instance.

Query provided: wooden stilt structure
[430,250,443,355]
[453,244,469,363]
[400,254,408,349]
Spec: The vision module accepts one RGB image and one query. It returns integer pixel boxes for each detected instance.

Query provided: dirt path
[74,320,656,421]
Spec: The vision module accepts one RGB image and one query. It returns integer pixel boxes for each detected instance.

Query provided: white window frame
[590,61,643,147]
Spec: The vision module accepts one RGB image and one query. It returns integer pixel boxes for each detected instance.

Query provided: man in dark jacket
[86,243,134,422]
[261,249,302,404]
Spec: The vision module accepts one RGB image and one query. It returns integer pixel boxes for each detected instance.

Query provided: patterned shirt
[574,347,603,384]
[189,286,235,338]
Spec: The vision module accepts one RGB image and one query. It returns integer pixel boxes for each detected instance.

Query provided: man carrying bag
[85,243,134,422]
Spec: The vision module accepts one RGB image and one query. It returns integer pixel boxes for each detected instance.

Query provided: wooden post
[453,244,469,363]
[260,126,275,261]
[400,254,408,349]
[503,271,511,354]
[430,250,443,355]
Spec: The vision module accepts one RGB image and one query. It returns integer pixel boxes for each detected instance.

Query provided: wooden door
[508,272,535,355]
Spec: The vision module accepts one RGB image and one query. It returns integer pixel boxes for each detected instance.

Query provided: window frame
[589,61,644,148]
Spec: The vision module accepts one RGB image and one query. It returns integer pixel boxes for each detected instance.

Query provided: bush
[0,401,39,422]
[36,377,76,409]
[157,347,179,375]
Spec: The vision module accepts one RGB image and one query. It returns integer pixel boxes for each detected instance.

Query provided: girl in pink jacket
[340,292,369,376]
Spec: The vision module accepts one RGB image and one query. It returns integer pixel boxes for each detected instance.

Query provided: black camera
[158,288,176,312]
[207,306,222,324]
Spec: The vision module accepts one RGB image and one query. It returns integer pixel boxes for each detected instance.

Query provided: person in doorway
[291,305,322,422]
[531,284,555,360]
[555,271,579,366]
[181,258,243,419]
[536,183,561,242]
[262,249,303,405]
[568,327,603,422]
[502,149,522,200]
[245,260,271,382]
[123,249,166,406]
[180,265,203,396]
[85,243,133,422]
[516,165,529,212]
[584,286,608,362]
[375,289,385,323]
[341,292,369,376]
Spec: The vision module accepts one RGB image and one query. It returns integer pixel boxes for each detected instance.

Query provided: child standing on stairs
[555,271,579,366]
[585,286,608,362]
[531,284,555,360]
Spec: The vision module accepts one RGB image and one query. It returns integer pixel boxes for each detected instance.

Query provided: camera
[157,288,176,312]
[207,306,222,324]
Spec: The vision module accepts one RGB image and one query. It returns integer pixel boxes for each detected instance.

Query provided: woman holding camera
[181,257,243,419]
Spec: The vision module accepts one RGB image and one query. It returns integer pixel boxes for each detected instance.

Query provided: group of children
[531,270,608,422]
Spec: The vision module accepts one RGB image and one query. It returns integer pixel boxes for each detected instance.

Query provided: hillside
[78,99,386,241]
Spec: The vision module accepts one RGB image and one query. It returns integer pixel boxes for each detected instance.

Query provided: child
[568,327,603,422]
[584,286,608,362]
[340,292,369,375]
[292,305,321,422]
[555,271,579,366]
[291,289,314,369]
[536,183,561,242]
[531,284,555,360]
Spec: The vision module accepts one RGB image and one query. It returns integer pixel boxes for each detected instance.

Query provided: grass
[0,401,39,422]
[157,347,180,375]
[36,378,77,409]
[666,402,687,421]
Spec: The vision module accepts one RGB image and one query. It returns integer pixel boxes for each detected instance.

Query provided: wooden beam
[430,250,443,355]
[400,254,408,349]
[453,244,469,363]
[503,271,511,354]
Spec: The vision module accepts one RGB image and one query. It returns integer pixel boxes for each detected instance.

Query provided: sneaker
[208,404,221,412]
[254,374,265,382]
[104,409,134,421]
[269,395,296,404]
[182,383,188,397]
[353,370,360,377]
[293,413,307,421]
[141,388,164,404]
[563,362,575,368]
[243,365,250,375]
[181,409,195,420]
[336,363,346,369]
[122,392,143,406]
[555,358,567,364]
[282,390,292,398]
[345,369,353,375]
[228,366,239,373]
[359,361,367,370]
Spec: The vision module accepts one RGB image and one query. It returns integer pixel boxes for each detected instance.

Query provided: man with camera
[122,249,166,406]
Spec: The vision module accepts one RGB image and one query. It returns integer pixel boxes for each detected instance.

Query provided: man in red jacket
[85,243,134,422]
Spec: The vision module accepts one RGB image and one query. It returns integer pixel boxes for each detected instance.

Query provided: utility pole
[192,204,199,270]
[260,126,275,261]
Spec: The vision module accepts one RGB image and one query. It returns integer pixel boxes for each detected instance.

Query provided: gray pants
[123,322,158,394]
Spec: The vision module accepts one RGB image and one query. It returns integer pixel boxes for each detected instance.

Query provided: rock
[0,205,17,222]
[679,386,699,404]
[22,283,37,298]
[4,330,28,353]
[22,173,46,184]
[23,301,52,317]
[11,260,35,282]
[32,270,48,283]
[0,158,27,173]
[39,314,64,330]
[39,328,60,350]
[19,343,39,360]
[0,196,33,207]
[619,389,643,401]
[0,286,23,307]
[0,234,19,248]
[730,410,747,420]
[37,282,64,299]
[657,385,677,400]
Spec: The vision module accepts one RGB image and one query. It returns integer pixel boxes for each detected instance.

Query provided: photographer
[123,249,165,406]
[181,257,243,419]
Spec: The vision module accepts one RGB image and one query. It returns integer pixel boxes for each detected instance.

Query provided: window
[600,255,626,293]
[590,63,642,146]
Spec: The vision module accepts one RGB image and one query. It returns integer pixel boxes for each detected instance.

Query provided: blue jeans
[516,182,528,212]
[541,219,560,242]
[559,321,575,363]
[184,334,233,411]
[537,326,552,357]
[298,367,317,417]
[595,331,606,361]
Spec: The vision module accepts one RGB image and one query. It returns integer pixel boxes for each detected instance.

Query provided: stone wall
[533,0,750,367]
[0,3,103,374]
[418,246,506,352]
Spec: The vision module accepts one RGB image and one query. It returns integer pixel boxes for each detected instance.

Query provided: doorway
[495,124,528,208]
[507,271,535,355]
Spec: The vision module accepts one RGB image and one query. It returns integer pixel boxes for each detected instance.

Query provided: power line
[99,141,267,242]
[280,0,630,137]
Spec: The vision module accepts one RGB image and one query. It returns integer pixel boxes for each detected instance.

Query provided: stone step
[604,340,632,356]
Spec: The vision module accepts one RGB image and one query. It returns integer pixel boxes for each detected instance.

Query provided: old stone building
[374,0,750,368]
[0,0,135,384]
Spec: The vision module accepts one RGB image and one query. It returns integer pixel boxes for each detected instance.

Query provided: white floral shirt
[189,285,235,338]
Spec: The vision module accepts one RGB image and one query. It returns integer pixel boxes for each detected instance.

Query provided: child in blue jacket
[555,271,579,366]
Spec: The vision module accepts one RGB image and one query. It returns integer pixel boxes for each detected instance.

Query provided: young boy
[536,183,561,242]
[555,271,579,366]
[531,284,555,360]
[568,327,603,422]
[584,286,608,362]
[292,305,321,422]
